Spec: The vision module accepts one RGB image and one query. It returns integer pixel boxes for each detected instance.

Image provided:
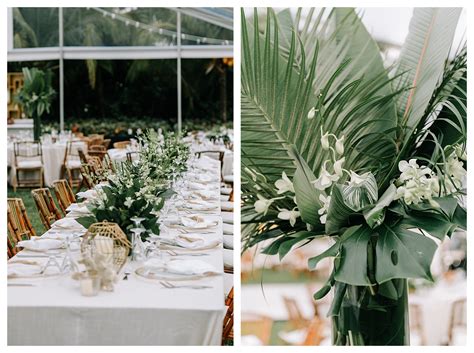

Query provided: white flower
[254,195,274,215]
[124,197,133,207]
[454,144,467,161]
[317,194,331,224]
[275,171,295,194]
[307,107,316,119]
[335,135,345,155]
[277,208,301,227]
[321,131,330,150]
[333,157,345,177]
[398,159,432,182]
[348,171,371,187]
[312,161,340,190]
[445,154,466,181]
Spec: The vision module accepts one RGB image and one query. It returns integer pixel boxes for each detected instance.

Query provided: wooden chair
[7,207,22,259]
[88,136,104,148]
[302,317,324,345]
[448,298,466,345]
[7,198,36,240]
[61,140,85,191]
[31,188,62,230]
[88,145,107,161]
[241,312,274,345]
[102,138,111,149]
[80,164,96,189]
[52,179,77,214]
[13,141,44,192]
[222,287,234,345]
[409,303,425,345]
[126,151,139,163]
[113,141,131,149]
[283,296,310,330]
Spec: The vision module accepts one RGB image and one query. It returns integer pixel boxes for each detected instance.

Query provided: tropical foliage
[77,130,190,240]
[241,8,466,345]
[15,67,56,140]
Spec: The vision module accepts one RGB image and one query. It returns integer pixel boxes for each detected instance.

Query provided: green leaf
[364,184,397,228]
[334,225,372,286]
[308,239,339,270]
[290,146,322,225]
[378,280,399,300]
[278,231,320,260]
[325,185,358,235]
[75,215,97,230]
[375,223,437,284]
[394,8,462,132]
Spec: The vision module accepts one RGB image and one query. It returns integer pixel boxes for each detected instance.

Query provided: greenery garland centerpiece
[241,8,466,345]
[78,130,190,241]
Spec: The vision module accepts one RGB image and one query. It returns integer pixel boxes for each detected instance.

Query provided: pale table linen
[8,156,225,346]
[7,141,87,187]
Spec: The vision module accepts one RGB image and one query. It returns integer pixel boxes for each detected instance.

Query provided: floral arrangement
[77,129,190,240]
[241,8,466,345]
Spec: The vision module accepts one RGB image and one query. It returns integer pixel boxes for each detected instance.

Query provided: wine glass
[130,227,146,262]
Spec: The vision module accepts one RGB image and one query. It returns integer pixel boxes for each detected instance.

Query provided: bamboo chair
[61,140,85,191]
[88,145,107,161]
[409,303,425,345]
[52,179,77,214]
[222,287,234,345]
[448,298,467,345]
[126,151,139,163]
[88,136,104,148]
[113,141,131,149]
[31,188,62,230]
[283,296,310,330]
[7,198,36,240]
[7,207,22,259]
[13,141,44,192]
[241,313,274,345]
[102,138,111,149]
[302,317,324,345]
[80,164,96,189]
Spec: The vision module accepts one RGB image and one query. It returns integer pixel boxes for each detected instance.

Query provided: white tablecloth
[410,278,466,345]
[7,141,87,187]
[8,157,226,345]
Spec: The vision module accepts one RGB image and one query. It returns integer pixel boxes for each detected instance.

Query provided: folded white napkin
[174,233,221,249]
[144,258,219,276]
[180,215,218,229]
[51,218,86,230]
[17,237,64,251]
[187,182,209,191]
[67,205,91,215]
[8,262,60,278]
[223,249,233,269]
[182,199,219,211]
[76,189,98,200]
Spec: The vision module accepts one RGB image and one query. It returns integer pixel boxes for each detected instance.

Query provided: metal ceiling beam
[171,7,233,30]
[7,45,233,61]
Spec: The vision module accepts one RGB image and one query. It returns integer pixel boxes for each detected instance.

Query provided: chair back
[448,298,467,343]
[126,151,139,163]
[102,139,111,149]
[113,141,131,149]
[64,140,86,164]
[80,164,96,189]
[283,296,308,329]
[302,317,324,345]
[88,136,104,147]
[78,148,89,165]
[31,188,62,230]
[241,312,274,345]
[7,198,36,240]
[52,179,77,214]
[7,207,22,259]
[222,287,234,344]
[14,141,43,166]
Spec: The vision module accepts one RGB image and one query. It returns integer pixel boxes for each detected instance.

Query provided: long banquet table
[8,157,226,346]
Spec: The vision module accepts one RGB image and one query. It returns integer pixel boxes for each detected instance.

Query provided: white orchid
[277,207,301,227]
[398,159,432,182]
[454,144,467,161]
[321,131,330,150]
[318,194,331,224]
[312,161,340,190]
[275,171,295,194]
[445,154,466,181]
[333,157,345,177]
[254,195,275,215]
[124,197,133,208]
[307,107,316,119]
[335,135,345,155]
[395,159,441,204]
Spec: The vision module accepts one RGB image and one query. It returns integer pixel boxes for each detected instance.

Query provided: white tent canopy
[7,7,234,131]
